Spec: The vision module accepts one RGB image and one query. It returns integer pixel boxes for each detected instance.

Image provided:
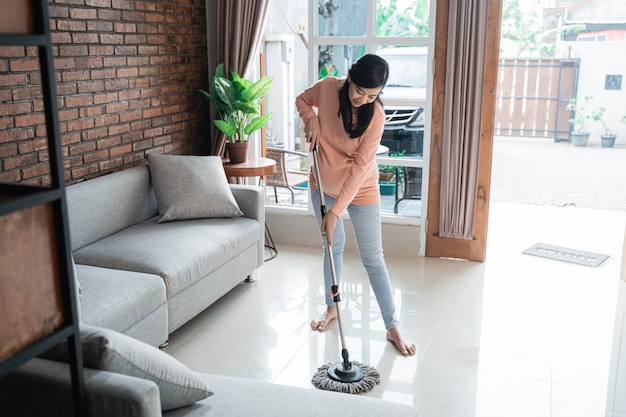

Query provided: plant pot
[379,182,396,195]
[226,142,250,164]
[570,132,590,147]
[379,171,396,182]
[601,135,616,148]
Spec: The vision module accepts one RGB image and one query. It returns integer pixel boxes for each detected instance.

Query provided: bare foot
[386,328,416,356]
[311,306,337,331]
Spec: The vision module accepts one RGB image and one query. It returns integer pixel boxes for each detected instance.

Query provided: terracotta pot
[226,142,250,164]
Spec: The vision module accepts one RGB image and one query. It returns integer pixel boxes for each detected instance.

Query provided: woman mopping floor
[309,144,381,393]
[296,54,416,367]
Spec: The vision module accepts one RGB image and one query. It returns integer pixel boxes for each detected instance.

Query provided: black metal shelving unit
[0,1,87,415]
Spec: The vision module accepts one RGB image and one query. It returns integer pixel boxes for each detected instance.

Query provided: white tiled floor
[165,202,625,417]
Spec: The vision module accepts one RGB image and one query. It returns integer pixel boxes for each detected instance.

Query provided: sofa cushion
[73,216,259,295]
[76,264,168,347]
[66,165,158,251]
[44,325,213,411]
[148,154,243,222]
[0,357,162,417]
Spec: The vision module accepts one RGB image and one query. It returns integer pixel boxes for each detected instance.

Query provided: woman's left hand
[321,211,339,246]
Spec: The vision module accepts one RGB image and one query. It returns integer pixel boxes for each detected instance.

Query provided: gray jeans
[310,189,399,330]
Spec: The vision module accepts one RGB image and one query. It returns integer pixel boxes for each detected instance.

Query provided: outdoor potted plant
[199,63,273,163]
[378,164,397,195]
[592,105,617,148]
[566,96,593,147]
[378,150,406,195]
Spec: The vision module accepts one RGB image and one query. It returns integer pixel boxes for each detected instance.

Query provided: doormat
[522,243,610,268]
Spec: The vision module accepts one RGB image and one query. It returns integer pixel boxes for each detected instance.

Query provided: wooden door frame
[424,0,502,261]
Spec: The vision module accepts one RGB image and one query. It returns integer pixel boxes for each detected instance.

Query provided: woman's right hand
[320,210,339,246]
[304,116,320,152]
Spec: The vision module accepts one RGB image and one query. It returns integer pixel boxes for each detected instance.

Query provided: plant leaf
[215,63,225,79]
[214,120,236,138]
[245,77,273,102]
[214,77,236,109]
[244,114,271,135]
[198,89,211,101]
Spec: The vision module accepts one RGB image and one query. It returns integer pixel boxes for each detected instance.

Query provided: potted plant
[592,106,617,148]
[199,63,273,163]
[378,164,397,195]
[566,96,594,147]
[378,150,406,195]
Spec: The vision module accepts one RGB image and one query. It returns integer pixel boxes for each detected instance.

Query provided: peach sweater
[296,77,385,217]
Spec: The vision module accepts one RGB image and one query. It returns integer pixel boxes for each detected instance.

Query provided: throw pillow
[43,324,213,410]
[147,154,243,222]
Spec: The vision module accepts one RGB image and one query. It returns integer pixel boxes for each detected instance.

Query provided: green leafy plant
[566,96,594,134]
[198,63,273,143]
[378,150,406,182]
[591,106,615,137]
[500,0,584,57]
[376,0,429,37]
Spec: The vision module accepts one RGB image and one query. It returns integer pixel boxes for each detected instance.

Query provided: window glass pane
[376,161,422,216]
[376,0,429,37]
[381,129,424,157]
[318,0,367,37]
[264,0,426,218]
[317,44,365,79]
[376,46,428,89]
[265,158,422,218]
[264,148,310,207]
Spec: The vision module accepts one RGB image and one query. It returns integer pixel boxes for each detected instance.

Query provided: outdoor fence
[495,58,579,141]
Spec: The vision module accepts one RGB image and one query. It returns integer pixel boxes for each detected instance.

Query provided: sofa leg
[159,340,169,349]
[245,270,259,283]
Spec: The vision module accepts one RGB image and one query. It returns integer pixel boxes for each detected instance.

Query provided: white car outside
[376,46,428,131]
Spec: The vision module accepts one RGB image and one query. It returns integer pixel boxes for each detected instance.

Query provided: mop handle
[312,147,338,299]
[312,145,350,361]
[312,145,327,214]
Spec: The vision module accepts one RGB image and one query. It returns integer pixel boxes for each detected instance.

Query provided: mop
[310,145,381,394]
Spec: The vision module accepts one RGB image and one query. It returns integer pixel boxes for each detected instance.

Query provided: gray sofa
[65,158,265,347]
[0,157,419,417]
[2,356,419,417]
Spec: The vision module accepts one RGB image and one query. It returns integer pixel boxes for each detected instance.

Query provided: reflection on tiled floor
[166,202,626,417]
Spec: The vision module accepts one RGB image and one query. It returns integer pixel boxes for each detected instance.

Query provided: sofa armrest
[230,184,265,268]
[229,184,264,221]
[0,358,162,417]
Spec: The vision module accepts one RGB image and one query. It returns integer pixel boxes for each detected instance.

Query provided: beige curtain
[211,0,271,156]
[439,0,488,239]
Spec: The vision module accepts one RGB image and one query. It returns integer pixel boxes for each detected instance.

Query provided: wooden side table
[223,157,276,184]
[223,157,278,262]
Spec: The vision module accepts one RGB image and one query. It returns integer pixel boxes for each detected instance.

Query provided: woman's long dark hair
[338,54,389,138]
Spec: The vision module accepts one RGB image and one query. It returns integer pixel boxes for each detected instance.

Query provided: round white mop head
[311,361,380,394]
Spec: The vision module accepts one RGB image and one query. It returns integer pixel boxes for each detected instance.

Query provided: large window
[263,0,431,219]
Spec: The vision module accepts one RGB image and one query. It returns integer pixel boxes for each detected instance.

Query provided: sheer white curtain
[211,0,271,156]
[439,0,488,239]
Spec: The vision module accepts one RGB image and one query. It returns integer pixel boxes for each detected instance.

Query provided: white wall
[266,211,421,258]
[560,41,626,145]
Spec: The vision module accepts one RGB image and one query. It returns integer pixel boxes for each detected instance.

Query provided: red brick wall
[0,0,210,185]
